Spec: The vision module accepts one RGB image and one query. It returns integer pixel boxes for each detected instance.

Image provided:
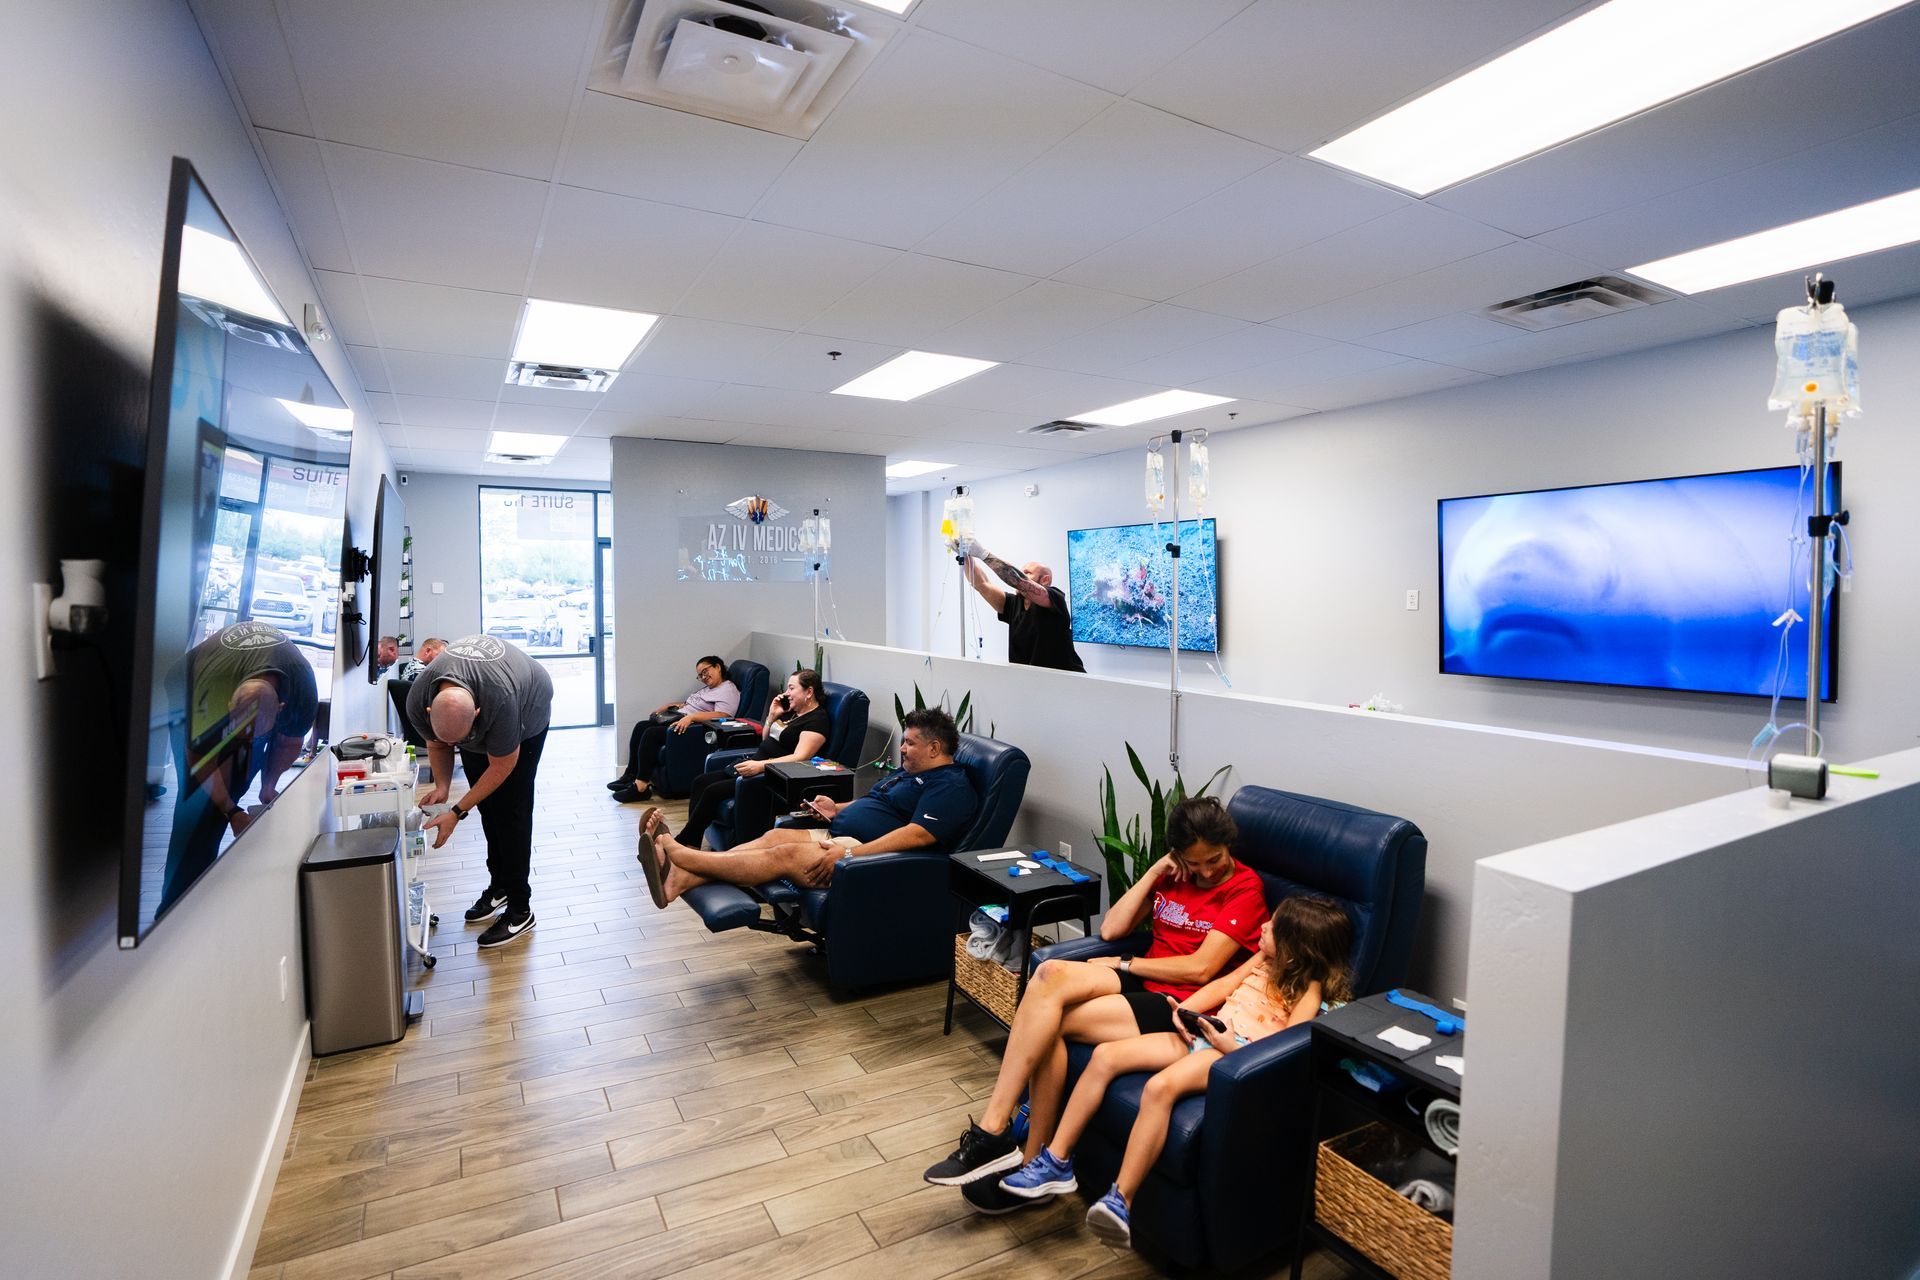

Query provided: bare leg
[978,964,1133,1133]
[1115,1049,1218,1202]
[654,815,818,902]
[1047,1034,1186,1163]
[1022,1037,1069,1161]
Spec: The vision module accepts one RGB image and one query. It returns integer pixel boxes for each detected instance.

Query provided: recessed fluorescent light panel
[885,459,954,479]
[485,430,568,464]
[511,299,659,370]
[852,0,916,12]
[1628,186,1920,294]
[179,225,290,324]
[276,399,354,437]
[1068,390,1234,428]
[1310,0,1912,195]
[832,351,998,401]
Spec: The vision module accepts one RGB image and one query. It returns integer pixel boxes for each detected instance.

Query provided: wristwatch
[452,804,469,821]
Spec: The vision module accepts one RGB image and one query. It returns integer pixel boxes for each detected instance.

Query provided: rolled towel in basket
[1394,1178,1454,1215]
[1424,1096,1461,1155]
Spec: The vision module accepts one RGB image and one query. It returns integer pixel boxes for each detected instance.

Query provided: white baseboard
[224,1024,311,1280]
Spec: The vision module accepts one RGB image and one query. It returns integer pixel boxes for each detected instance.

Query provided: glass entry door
[478,486,607,728]
[595,538,615,725]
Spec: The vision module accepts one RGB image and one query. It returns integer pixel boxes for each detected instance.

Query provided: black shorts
[1115,973,1175,1035]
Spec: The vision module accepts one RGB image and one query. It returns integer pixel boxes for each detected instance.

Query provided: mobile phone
[1177,1008,1227,1036]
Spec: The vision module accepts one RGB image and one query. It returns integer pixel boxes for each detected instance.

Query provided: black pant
[678,767,775,845]
[460,728,547,908]
[622,720,669,784]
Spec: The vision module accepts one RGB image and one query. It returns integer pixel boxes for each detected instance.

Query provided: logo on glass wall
[725,495,788,525]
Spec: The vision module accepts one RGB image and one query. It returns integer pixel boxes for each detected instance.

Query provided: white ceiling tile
[1443,300,1750,376]
[390,424,489,452]
[605,417,748,445]
[347,344,390,393]
[914,0,1252,95]
[932,281,1150,362]
[191,0,313,134]
[363,390,400,421]
[917,101,1277,277]
[1430,7,1920,237]
[325,145,548,292]
[1280,239,1605,340]
[742,333,905,394]
[493,402,593,434]
[1186,340,1402,404]
[1535,112,1920,271]
[313,270,377,348]
[1134,0,1586,153]
[1024,305,1251,379]
[256,130,354,272]
[379,396,499,432]
[810,255,1036,348]
[279,0,597,178]
[1124,324,1332,387]
[529,186,738,313]
[1295,360,1491,410]
[623,317,793,383]
[1360,312,1518,360]
[1172,203,1513,322]
[356,275,521,357]
[592,372,724,420]
[498,381,611,411]
[1054,156,1408,301]
[754,29,1112,248]
[373,349,511,401]
[675,221,900,330]
[921,364,1163,419]
[561,92,803,218]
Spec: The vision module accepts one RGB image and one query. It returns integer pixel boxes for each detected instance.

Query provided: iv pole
[1146,428,1206,776]
[1802,275,1843,754]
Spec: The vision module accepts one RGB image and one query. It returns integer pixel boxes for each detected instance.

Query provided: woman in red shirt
[923,797,1268,1202]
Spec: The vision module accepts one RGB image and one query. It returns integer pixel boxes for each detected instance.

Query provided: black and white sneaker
[463,889,509,923]
[477,906,535,948]
[923,1119,1020,1185]
[962,1176,1037,1215]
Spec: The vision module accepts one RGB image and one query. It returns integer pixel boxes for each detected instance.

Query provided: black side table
[1289,990,1464,1279]
[944,849,1102,1034]
[764,758,856,810]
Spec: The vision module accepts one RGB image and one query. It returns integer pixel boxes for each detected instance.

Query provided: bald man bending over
[406,635,554,947]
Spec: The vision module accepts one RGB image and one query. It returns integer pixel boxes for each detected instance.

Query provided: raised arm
[977,548,1051,607]
[964,554,1008,613]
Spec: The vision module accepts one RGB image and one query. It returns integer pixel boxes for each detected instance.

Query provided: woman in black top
[676,669,830,846]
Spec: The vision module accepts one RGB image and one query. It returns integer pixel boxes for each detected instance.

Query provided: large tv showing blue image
[1439,465,1838,699]
[1067,518,1218,652]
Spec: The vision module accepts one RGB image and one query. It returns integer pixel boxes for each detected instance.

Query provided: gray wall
[610,440,886,752]
[1456,747,1920,1279]
[0,2,393,1275]
[887,295,1920,762]
[399,471,608,650]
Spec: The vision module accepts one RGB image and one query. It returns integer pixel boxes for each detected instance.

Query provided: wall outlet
[279,956,290,1003]
[1452,996,1467,1012]
[1405,589,1420,611]
[1059,840,1072,863]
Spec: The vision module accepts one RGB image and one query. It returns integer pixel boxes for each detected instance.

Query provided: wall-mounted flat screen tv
[1438,465,1838,700]
[121,158,357,946]
[1066,518,1219,653]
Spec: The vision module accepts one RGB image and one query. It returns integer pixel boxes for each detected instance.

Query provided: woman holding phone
[674,669,829,847]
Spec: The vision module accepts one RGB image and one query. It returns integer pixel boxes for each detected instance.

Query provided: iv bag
[1187,439,1210,507]
[798,516,819,555]
[1145,449,1166,512]
[817,515,831,551]
[942,490,975,552]
[1769,302,1860,417]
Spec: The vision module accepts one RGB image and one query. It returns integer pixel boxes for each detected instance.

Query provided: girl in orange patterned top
[994,895,1354,1250]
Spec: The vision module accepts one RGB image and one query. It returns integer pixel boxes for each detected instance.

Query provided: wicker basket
[1315,1124,1453,1280]
[952,934,1022,1024]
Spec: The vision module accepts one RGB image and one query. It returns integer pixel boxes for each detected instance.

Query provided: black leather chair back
[1224,786,1428,994]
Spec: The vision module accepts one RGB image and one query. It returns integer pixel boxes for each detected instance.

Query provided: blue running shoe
[1000,1149,1076,1199]
[1085,1184,1131,1248]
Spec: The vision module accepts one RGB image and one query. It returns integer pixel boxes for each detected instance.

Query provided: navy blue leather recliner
[682,730,1030,992]
[697,680,868,847]
[652,659,771,798]
[1029,785,1426,1274]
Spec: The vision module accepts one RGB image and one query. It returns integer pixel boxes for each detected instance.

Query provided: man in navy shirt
[638,708,977,907]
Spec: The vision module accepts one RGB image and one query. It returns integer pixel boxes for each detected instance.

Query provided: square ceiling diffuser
[656,18,811,112]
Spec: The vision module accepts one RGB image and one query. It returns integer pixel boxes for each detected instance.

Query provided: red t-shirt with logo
[1139,863,1269,998]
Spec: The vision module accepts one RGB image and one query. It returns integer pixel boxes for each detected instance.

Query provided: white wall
[611,440,887,753]
[0,2,392,1275]
[400,471,608,649]
[1455,747,1920,1279]
[888,295,1920,762]
[748,632,1752,1003]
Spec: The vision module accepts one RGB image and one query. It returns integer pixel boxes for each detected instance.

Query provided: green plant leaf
[894,693,907,727]
[1125,741,1152,795]
[1193,763,1231,799]
[914,683,928,712]
[954,692,971,730]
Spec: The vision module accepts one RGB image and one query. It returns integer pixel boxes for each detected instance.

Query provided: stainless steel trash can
[300,827,421,1055]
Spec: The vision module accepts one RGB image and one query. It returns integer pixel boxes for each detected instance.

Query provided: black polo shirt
[998,586,1086,672]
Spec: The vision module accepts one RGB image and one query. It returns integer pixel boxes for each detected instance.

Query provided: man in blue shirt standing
[638,707,976,908]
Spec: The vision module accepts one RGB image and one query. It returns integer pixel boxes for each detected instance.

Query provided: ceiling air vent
[505,362,618,393]
[591,0,901,139]
[1022,420,1108,436]
[1484,275,1671,332]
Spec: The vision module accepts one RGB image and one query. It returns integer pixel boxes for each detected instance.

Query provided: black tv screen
[1438,464,1838,700]
[121,159,356,946]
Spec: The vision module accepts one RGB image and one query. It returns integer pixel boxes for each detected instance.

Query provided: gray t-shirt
[406,634,553,756]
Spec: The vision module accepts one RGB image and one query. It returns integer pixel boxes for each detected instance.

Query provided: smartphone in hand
[1176,1008,1227,1037]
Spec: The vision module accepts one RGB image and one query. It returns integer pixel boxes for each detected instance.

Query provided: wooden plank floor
[252,727,1356,1280]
